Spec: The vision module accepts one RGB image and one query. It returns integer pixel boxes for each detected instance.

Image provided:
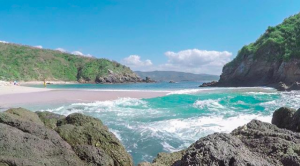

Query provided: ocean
[25,82,300,164]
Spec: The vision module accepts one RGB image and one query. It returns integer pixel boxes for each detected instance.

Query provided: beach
[0,84,168,108]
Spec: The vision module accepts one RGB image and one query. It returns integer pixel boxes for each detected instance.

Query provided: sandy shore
[0,85,167,108]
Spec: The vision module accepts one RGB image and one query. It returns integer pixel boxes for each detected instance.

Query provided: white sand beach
[0,82,167,108]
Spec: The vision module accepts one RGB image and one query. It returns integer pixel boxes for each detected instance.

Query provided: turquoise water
[24,82,300,165]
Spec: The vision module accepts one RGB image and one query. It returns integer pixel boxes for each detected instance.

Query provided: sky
[0,0,300,75]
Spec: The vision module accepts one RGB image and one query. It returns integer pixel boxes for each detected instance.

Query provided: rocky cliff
[213,13,300,88]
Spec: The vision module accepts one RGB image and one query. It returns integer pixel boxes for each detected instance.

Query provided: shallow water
[24,82,300,165]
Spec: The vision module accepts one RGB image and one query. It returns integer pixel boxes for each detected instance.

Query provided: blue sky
[0,0,300,74]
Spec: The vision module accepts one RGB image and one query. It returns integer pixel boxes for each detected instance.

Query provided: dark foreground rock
[272,107,300,132]
[140,107,300,166]
[56,113,133,166]
[0,108,133,166]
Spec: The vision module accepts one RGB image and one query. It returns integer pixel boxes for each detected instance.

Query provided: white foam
[193,99,224,111]
[72,97,147,107]
[167,87,277,95]
[110,129,122,141]
[135,114,272,145]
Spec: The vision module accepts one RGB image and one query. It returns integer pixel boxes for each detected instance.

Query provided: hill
[135,71,219,82]
[0,42,143,83]
[215,13,300,87]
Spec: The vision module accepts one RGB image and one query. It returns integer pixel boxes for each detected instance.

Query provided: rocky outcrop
[217,59,300,87]
[272,107,300,132]
[0,108,133,166]
[56,113,133,166]
[199,81,218,87]
[181,132,271,166]
[140,107,300,166]
[144,77,156,83]
[232,119,300,166]
[94,69,155,84]
[0,108,85,166]
[203,13,300,90]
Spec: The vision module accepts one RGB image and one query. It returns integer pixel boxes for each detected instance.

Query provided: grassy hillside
[0,43,135,82]
[135,71,219,82]
[226,13,300,68]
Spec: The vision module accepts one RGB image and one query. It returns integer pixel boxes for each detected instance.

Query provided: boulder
[73,145,114,166]
[272,107,297,129]
[180,133,270,166]
[36,111,65,129]
[56,113,133,166]
[271,107,300,132]
[0,108,134,166]
[0,108,85,166]
[232,120,300,165]
[5,107,44,125]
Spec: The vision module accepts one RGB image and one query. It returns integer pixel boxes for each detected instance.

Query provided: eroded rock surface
[0,108,133,166]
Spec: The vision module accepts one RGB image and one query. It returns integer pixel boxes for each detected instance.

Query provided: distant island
[0,42,146,84]
[201,13,300,91]
[135,71,219,82]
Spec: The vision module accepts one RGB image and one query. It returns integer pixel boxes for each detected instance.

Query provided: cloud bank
[122,49,232,75]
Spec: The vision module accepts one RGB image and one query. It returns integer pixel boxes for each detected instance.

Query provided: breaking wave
[40,87,300,164]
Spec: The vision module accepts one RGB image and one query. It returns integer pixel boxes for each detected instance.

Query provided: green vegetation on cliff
[0,42,135,82]
[226,13,300,68]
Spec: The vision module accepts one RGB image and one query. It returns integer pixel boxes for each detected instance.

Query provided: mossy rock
[56,113,133,166]
[36,111,65,129]
[4,108,44,126]
[0,109,86,166]
[0,162,9,166]
[138,150,185,166]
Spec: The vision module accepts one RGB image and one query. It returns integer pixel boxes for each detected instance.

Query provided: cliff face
[218,13,300,87]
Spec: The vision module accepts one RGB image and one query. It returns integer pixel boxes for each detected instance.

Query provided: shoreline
[0,85,167,108]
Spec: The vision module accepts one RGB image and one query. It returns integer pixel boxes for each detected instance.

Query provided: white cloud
[122,55,153,70]
[122,49,232,75]
[162,49,232,74]
[71,51,93,57]
[72,51,84,56]
[56,48,67,52]
[0,40,8,43]
[34,45,43,49]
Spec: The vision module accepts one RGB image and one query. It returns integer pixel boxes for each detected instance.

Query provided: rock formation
[200,13,300,90]
[0,108,133,166]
